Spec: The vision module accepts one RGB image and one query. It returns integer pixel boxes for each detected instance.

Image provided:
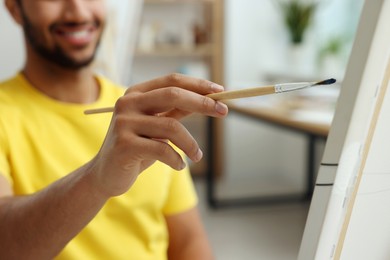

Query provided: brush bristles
[316,78,337,86]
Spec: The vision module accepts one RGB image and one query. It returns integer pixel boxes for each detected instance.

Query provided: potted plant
[275,0,318,75]
[277,0,317,45]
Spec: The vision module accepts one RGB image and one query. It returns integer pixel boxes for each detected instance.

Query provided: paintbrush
[84,78,336,115]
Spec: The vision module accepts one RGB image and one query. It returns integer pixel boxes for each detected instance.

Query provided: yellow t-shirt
[0,74,198,259]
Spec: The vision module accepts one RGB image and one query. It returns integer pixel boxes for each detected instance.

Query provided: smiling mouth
[53,23,99,47]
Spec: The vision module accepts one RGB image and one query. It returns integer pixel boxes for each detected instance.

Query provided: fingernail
[194,148,203,162]
[211,83,224,92]
[215,101,228,115]
[180,160,187,170]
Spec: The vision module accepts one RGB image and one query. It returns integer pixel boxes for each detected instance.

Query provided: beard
[19,6,103,70]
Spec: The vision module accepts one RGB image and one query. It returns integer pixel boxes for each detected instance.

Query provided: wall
[224,0,363,87]
[220,0,363,197]
[0,4,24,80]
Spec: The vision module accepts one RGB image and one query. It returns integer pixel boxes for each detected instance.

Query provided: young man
[0,0,228,259]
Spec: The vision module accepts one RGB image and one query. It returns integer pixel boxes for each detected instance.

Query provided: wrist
[79,159,113,201]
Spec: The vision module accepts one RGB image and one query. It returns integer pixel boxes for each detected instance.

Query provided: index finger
[129,73,225,95]
[131,87,228,117]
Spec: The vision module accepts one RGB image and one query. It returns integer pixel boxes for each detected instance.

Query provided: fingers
[120,73,228,119]
[103,74,228,177]
[130,115,202,163]
[135,137,187,171]
[129,73,224,95]
[158,109,192,120]
[118,86,228,118]
[113,128,189,171]
[94,74,227,196]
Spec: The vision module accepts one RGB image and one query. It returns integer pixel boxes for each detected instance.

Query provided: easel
[298,1,390,259]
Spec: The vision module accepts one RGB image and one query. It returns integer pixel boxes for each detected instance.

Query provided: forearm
[168,239,214,260]
[166,207,214,260]
[0,163,108,259]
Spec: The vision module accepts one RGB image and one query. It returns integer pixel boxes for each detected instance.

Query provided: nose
[62,0,92,23]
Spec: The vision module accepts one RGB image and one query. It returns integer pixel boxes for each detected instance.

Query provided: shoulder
[0,74,23,94]
[0,74,24,107]
[95,75,126,96]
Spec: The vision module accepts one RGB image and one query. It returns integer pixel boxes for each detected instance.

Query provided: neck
[23,52,99,104]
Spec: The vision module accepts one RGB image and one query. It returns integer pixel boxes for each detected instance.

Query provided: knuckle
[166,87,181,100]
[124,86,133,95]
[112,114,128,130]
[202,96,214,111]
[164,118,181,134]
[111,117,133,145]
[198,78,210,89]
[167,73,182,84]
[114,96,128,113]
[157,143,171,157]
[115,92,140,113]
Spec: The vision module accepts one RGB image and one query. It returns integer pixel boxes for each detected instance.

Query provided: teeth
[64,30,89,39]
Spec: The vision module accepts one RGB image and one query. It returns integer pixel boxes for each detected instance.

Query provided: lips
[53,24,98,47]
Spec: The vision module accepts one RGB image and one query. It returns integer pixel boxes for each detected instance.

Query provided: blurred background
[0,0,364,259]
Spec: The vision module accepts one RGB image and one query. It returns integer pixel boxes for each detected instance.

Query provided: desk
[206,97,333,208]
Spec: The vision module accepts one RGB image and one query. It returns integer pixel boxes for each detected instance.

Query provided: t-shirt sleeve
[162,163,198,216]
[0,119,12,185]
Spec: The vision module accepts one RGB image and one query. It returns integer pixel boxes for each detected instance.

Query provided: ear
[5,0,24,25]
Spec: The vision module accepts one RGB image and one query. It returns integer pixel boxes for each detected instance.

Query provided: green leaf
[276,0,317,44]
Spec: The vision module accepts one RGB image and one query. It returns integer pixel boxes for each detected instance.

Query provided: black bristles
[315,78,337,86]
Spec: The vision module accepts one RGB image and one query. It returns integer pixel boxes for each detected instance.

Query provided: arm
[0,165,108,259]
[0,74,228,259]
[166,206,214,260]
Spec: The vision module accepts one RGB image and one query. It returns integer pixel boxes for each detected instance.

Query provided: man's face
[17,0,106,70]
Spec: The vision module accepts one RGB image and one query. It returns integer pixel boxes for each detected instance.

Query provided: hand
[90,74,228,197]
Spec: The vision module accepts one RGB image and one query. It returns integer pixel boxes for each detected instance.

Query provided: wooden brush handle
[84,107,115,115]
[206,85,275,100]
[84,85,276,114]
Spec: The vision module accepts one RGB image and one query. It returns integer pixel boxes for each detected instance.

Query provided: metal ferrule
[274,82,315,93]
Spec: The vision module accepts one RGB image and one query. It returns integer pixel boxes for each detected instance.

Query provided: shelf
[144,0,214,4]
[134,43,213,57]
[132,0,224,177]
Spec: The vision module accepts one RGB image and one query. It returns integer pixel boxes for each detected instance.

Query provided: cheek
[94,6,107,27]
[23,1,63,25]
[22,4,62,41]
